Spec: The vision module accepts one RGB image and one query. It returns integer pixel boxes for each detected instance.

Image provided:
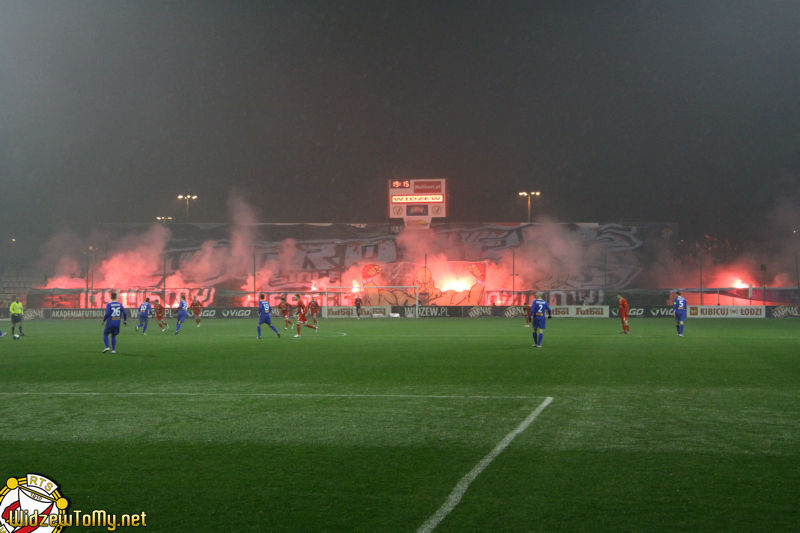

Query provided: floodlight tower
[177,194,198,220]
[518,191,541,222]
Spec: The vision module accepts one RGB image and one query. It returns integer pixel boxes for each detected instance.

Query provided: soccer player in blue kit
[673,291,687,336]
[102,291,127,353]
[175,294,189,335]
[528,292,553,348]
[257,294,281,340]
[135,297,153,334]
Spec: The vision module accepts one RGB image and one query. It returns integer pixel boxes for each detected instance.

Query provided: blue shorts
[177,310,188,323]
[532,317,547,329]
[138,312,148,321]
[675,311,686,323]
[259,315,273,326]
[104,323,121,336]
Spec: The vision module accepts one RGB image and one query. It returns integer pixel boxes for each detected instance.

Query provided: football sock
[103,335,109,348]
[257,326,262,337]
[271,325,279,335]
[111,336,117,350]
[538,333,544,345]
[297,324,301,335]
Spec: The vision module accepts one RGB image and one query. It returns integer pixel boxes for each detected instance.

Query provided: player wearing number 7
[102,291,127,354]
[528,292,552,348]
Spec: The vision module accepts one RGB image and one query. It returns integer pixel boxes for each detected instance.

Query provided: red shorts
[620,313,629,321]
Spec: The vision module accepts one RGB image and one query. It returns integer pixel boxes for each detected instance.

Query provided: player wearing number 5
[257,294,281,340]
[673,291,687,337]
[102,291,127,353]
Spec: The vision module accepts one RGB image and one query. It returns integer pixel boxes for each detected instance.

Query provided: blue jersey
[673,296,687,314]
[138,302,152,316]
[529,299,551,319]
[259,300,272,318]
[178,300,188,312]
[104,301,127,324]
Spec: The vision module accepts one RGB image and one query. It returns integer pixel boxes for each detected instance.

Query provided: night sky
[2,0,799,246]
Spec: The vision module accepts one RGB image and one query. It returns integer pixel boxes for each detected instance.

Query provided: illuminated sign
[387,178,447,220]
[413,181,442,193]
[391,194,444,204]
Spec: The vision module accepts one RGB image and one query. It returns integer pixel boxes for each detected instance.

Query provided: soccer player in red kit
[277,296,291,330]
[191,298,203,327]
[308,298,320,325]
[293,294,318,337]
[617,293,630,334]
[154,299,168,332]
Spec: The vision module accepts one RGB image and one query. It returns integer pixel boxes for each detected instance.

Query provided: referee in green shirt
[9,296,24,337]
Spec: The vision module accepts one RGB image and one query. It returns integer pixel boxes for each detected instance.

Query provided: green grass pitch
[1,317,799,531]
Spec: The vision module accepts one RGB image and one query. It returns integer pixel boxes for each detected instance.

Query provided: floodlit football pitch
[1,318,799,532]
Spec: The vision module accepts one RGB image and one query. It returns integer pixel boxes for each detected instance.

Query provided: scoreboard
[387,179,448,224]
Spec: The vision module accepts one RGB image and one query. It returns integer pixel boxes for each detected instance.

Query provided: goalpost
[276,286,420,318]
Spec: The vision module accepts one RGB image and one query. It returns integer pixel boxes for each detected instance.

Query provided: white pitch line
[0,391,542,400]
[417,396,554,533]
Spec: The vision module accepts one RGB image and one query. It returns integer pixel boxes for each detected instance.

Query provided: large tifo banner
[30,221,678,309]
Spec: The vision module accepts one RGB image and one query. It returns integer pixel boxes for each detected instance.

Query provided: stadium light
[156,216,174,223]
[518,191,541,223]
[177,194,199,219]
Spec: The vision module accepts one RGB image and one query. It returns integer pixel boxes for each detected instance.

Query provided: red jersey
[154,303,165,320]
[618,297,629,317]
[309,300,320,315]
[278,301,290,317]
[190,301,202,315]
[296,301,307,321]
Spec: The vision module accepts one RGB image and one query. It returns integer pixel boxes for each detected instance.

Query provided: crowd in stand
[675,234,743,266]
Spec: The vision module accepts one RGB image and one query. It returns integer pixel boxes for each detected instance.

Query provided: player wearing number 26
[102,291,127,354]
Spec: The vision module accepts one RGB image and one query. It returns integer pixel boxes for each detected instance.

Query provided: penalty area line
[417,396,554,533]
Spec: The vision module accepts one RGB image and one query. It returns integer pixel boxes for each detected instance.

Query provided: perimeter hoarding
[688,306,766,318]
[25,305,789,319]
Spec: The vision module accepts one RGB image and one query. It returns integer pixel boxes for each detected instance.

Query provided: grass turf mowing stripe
[0,392,540,399]
[417,396,554,533]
